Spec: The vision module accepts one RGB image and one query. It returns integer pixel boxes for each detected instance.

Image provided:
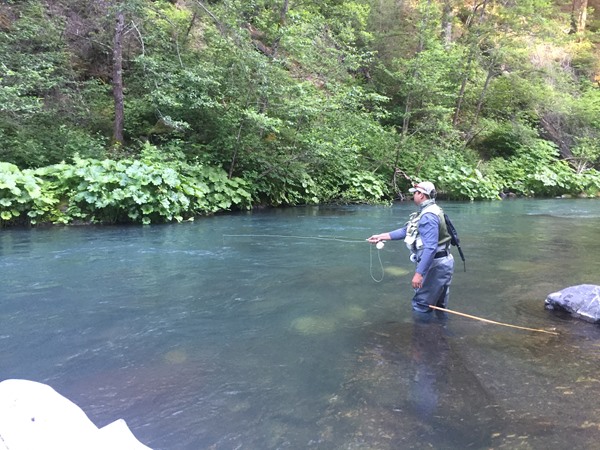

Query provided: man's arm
[367,226,407,243]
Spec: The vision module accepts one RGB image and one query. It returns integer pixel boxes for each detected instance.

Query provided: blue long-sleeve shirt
[388,211,440,276]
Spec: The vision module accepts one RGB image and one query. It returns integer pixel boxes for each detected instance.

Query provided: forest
[1,0,600,225]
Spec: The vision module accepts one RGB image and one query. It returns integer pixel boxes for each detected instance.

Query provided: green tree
[0,0,110,167]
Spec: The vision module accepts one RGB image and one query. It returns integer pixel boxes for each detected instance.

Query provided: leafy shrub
[0,120,109,169]
[2,154,252,226]
[470,119,539,159]
[484,140,600,197]
[245,169,321,206]
[578,169,600,196]
[430,165,501,201]
[332,170,387,203]
[402,148,501,200]
[49,157,194,224]
[181,164,253,213]
[0,162,58,225]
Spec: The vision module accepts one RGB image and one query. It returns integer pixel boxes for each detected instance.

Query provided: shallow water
[1,199,600,449]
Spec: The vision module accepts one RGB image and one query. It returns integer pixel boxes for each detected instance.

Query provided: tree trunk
[452,54,472,126]
[472,63,495,126]
[112,7,125,146]
[571,0,588,33]
[195,0,225,33]
[539,114,574,160]
[280,0,289,25]
[441,0,453,48]
[402,93,412,136]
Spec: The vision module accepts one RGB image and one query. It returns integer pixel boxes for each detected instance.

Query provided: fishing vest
[404,202,451,251]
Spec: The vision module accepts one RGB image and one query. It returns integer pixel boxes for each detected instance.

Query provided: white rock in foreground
[0,379,151,450]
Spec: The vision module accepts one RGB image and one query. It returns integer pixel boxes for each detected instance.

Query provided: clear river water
[1,198,600,449]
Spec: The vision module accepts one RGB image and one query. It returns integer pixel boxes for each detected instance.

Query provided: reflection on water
[1,199,600,449]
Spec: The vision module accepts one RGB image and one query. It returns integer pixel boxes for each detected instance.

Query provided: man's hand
[367,233,390,243]
[412,272,424,289]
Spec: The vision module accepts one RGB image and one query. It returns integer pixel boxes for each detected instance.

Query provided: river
[1,199,599,449]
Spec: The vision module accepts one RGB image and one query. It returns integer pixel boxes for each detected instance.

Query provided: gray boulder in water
[545,284,600,323]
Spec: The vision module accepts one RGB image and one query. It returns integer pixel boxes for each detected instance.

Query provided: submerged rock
[545,284,600,323]
[0,379,150,450]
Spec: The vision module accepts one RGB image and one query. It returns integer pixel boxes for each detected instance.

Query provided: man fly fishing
[367,181,454,313]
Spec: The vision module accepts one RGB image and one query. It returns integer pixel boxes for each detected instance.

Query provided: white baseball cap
[409,181,436,197]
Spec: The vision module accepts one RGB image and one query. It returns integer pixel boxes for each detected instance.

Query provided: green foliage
[386,41,464,137]
[0,2,69,117]
[400,147,501,201]
[0,162,57,225]
[570,136,600,173]
[484,140,600,197]
[430,166,500,201]
[125,0,394,207]
[51,157,195,224]
[471,119,539,159]
[0,121,108,168]
[481,74,546,124]
[0,1,113,167]
[336,170,387,203]
[246,169,320,206]
[1,152,252,226]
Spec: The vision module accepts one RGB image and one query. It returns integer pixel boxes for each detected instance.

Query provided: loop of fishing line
[369,243,384,283]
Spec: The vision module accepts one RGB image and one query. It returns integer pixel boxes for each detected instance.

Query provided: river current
[1,199,600,449]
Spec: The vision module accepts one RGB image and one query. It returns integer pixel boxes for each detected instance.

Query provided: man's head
[409,181,436,204]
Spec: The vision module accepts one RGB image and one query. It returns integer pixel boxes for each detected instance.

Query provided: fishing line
[222,233,385,282]
[419,303,559,336]
[222,233,365,243]
[369,244,384,283]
